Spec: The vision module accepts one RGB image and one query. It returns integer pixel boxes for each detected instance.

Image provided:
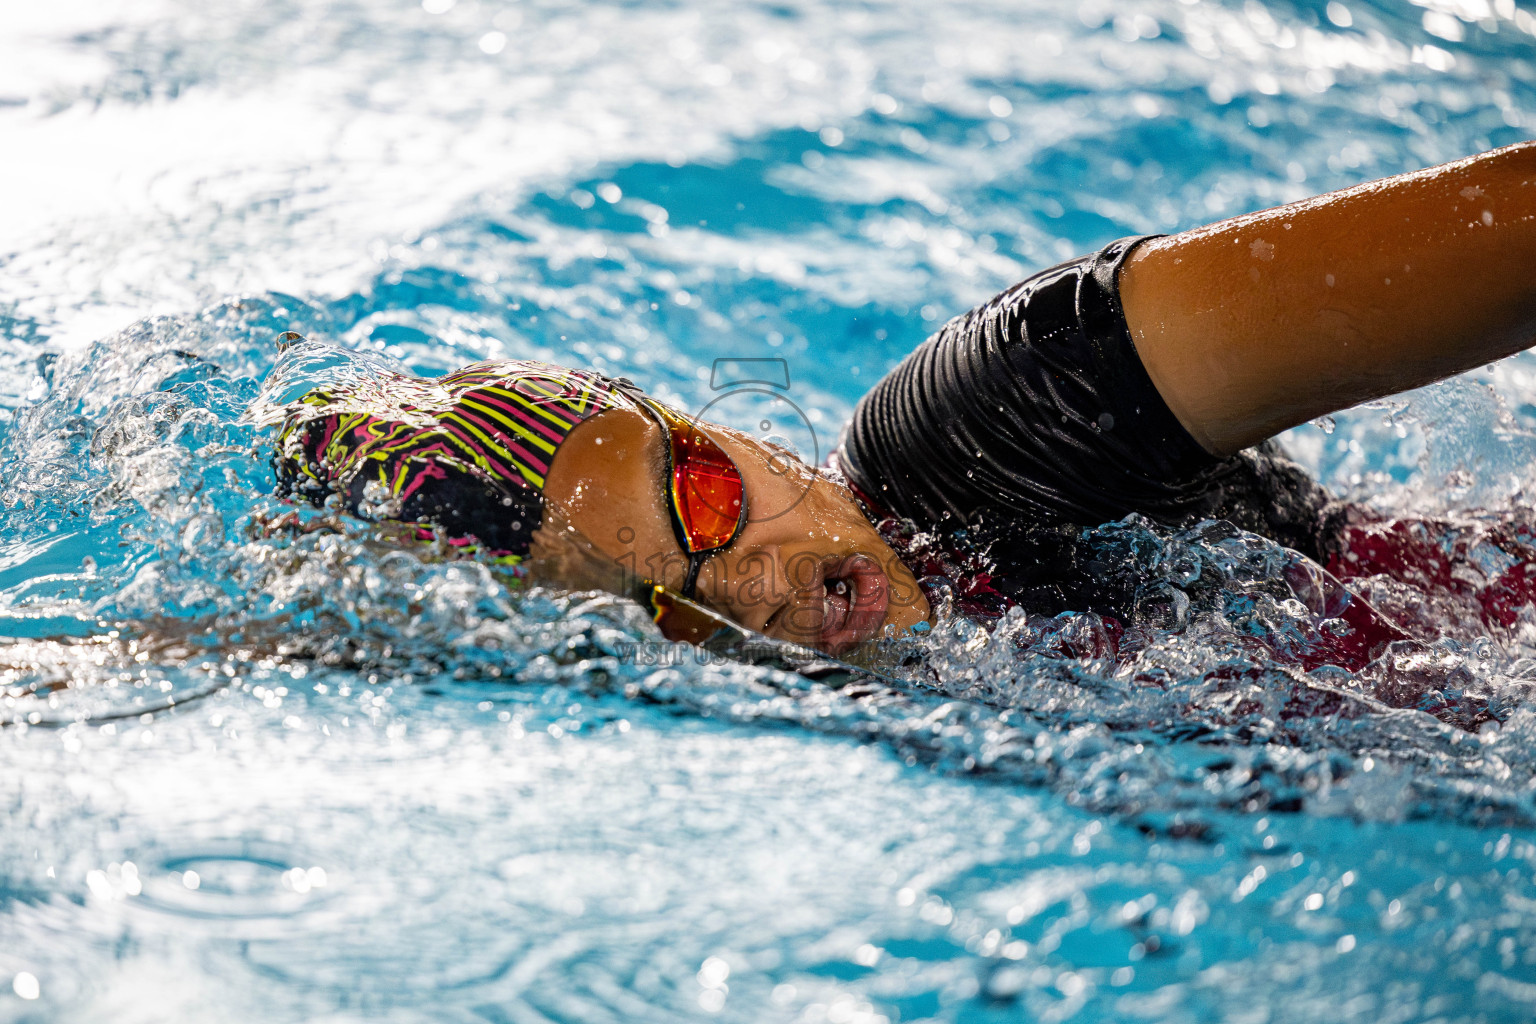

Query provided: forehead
[548,406,665,488]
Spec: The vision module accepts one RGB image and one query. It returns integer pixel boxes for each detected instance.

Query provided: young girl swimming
[273,142,1536,657]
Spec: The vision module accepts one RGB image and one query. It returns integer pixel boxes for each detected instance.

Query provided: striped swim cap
[273,359,636,559]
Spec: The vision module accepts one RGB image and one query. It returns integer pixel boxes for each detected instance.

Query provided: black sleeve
[837,236,1331,560]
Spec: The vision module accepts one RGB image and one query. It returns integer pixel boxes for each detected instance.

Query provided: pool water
[3,1,1536,1021]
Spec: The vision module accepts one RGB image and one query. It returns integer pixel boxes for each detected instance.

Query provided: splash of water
[2,308,1533,833]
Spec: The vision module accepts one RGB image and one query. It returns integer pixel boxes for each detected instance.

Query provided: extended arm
[1119,141,1536,456]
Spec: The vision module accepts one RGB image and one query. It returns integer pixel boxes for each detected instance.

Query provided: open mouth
[816,554,891,653]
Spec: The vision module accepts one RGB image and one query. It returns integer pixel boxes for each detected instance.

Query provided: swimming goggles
[628,395,747,599]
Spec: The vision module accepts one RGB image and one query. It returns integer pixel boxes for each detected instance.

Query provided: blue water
[4,1,1536,1020]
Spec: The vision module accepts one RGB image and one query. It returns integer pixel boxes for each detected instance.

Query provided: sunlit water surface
[4,1,1536,1021]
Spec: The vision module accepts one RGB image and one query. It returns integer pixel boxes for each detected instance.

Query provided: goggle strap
[681,555,705,599]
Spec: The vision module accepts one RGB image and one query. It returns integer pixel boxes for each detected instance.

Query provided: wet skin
[537,405,932,654]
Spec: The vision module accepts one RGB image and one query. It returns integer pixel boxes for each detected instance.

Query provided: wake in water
[4,296,1535,832]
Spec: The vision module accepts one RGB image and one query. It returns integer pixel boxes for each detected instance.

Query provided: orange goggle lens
[648,401,745,555]
[669,432,745,552]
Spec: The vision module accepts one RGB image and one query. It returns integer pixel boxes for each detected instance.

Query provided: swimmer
[272,141,1536,657]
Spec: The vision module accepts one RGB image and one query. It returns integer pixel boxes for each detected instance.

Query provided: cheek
[802,490,872,540]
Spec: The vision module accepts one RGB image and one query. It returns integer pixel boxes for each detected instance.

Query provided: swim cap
[273,359,635,559]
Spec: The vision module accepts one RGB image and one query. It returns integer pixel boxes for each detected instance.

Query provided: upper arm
[1118,141,1536,456]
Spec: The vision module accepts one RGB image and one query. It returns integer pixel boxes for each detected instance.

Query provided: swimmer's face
[538,406,931,654]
